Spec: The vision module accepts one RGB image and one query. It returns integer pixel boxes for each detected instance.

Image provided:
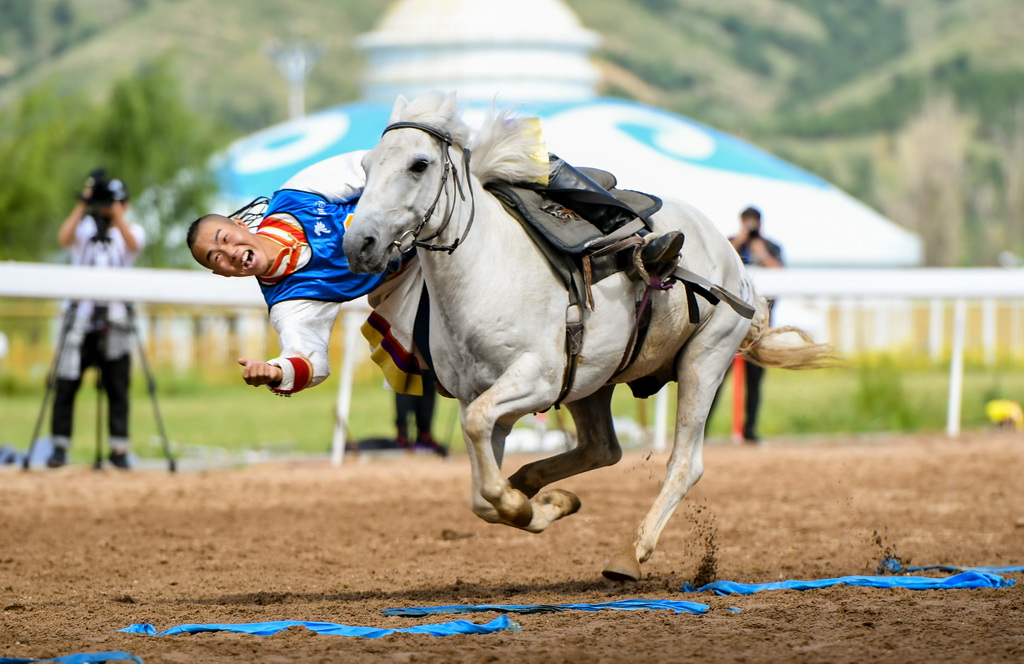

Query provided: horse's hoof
[602,548,641,582]
[539,489,581,516]
[506,491,534,528]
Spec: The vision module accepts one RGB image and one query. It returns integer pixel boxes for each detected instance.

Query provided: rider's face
[191,215,270,277]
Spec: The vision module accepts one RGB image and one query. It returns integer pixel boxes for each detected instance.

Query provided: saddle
[489,167,662,254]
[486,164,756,404]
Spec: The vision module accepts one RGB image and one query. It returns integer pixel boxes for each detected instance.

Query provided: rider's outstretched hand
[237,358,283,387]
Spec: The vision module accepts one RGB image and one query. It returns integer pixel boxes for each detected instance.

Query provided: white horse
[344,92,833,581]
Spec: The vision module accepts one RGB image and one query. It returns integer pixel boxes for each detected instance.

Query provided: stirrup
[626,231,684,282]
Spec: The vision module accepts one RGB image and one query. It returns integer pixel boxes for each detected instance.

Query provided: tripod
[127,303,176,472]
[23,302,176,472]
[22,301,79,470]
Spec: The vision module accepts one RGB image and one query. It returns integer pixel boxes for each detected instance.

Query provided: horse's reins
[380,121,476,254]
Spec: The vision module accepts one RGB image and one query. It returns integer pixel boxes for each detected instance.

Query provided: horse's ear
[388,95,409,124]
[438,91,458,122]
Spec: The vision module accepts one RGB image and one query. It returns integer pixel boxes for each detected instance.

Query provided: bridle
[380,121,476,254]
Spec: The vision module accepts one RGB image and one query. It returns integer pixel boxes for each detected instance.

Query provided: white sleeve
[280,150,367,203]
[265,298,341,394]
[123,222,146,266]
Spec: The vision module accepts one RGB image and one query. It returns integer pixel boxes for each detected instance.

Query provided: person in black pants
[394,368,445,455]
[727,206,784,444]
[48,170,144,469]
[50,308,132,467]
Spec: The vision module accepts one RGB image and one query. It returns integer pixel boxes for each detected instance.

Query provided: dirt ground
[1,431,1022,663]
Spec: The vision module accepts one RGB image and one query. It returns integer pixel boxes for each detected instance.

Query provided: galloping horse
[344,92,833,581]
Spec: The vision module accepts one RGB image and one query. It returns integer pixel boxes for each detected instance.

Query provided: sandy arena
[1,431,1022,663]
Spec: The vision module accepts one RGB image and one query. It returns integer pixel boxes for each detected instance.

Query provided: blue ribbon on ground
[0,653,142,664]
[118,615,516,638]
[682,571,1015,595]
[382,598,708,617]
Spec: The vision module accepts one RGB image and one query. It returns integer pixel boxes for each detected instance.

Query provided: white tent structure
[218,0,921,268]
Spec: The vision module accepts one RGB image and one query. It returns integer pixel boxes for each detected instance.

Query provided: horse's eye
[409,158,429,174]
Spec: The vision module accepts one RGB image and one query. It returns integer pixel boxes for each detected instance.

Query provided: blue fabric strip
[118,615,516,638]
[382,598,708,617]
[682,571,1015,595]
[0,653,142,664]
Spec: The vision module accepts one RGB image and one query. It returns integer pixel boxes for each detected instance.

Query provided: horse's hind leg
[509,385,622,498]
[603,315,748,582]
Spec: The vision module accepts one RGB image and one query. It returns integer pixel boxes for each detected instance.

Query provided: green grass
[2,360,1022,464]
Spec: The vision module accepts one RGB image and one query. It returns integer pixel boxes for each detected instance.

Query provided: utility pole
[264,40,325,120]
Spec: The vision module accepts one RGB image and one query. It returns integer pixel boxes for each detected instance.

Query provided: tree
[89,57,227,267]
[0,59,227,265]
[879,95,971,266]
[0,84,92,260]
[992,105,1024,260]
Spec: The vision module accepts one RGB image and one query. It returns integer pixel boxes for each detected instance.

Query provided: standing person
[48,169,145,469]
[728,206,783,443]
[395,368,445,455]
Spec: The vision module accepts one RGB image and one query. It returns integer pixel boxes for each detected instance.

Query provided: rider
[187,151,684,396]
[187,151,385,396]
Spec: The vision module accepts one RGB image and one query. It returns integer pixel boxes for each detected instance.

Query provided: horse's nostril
[360,235,376,254]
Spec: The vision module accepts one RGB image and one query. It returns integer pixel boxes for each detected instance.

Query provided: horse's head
[344,91,470,274]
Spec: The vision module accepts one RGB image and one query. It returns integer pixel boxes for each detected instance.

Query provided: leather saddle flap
[486,168,663,255]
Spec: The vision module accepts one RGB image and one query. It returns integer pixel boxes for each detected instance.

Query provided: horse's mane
[470,107,550,186]
[394,93,549,187]
[398,92,472,147]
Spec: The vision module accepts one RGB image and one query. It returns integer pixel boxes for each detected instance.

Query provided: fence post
[732,354,745,443]
[331,309,364,466]
[946,298,967,438]
[652,386,669,452]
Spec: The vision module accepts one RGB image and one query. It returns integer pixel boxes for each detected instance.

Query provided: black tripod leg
[127,305,175,473]
[93,369,105,470]
[23,302,79,470]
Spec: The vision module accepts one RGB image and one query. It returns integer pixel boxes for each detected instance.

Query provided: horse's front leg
[461,355,578,531]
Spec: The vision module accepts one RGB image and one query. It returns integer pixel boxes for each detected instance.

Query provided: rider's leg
[544,155,683,276]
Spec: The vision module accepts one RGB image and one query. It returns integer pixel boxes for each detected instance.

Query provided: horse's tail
[739,295,841,370]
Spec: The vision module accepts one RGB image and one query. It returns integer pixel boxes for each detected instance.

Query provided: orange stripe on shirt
[257,215,309,284]
[259,217,307,245]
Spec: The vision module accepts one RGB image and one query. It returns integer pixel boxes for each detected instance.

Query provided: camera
[84,169,128,207]
[83,169,129,242]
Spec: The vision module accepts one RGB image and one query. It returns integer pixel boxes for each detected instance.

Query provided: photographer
[727,206,783,444]
[47,169,145,469]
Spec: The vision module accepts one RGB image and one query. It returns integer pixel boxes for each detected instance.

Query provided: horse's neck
[420,179,556,303]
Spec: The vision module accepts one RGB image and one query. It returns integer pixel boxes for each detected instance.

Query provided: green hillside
[1,0,1023,265]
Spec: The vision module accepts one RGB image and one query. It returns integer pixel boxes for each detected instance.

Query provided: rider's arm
[280,150,367,202]
[258,298,341,395]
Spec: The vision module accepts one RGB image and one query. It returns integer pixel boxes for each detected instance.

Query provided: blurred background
[1,0,1023,464]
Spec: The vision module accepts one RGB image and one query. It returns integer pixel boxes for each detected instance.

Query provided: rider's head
[187,214,272,277]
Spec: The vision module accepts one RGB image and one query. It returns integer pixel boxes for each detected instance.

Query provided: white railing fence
[4,262,1024,461]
